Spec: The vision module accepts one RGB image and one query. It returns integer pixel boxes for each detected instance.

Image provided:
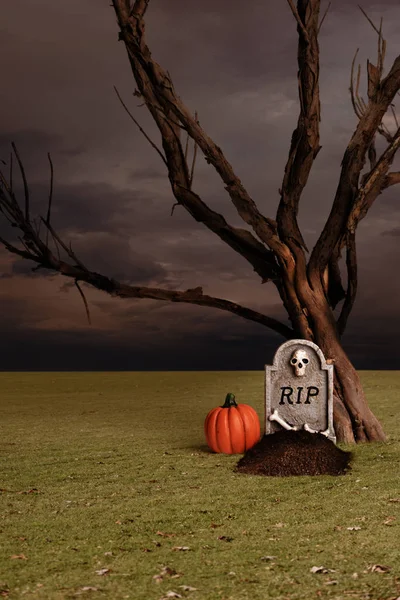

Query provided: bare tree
[1,0,399,442]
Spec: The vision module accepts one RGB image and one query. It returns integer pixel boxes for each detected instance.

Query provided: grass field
[0,371,399,600]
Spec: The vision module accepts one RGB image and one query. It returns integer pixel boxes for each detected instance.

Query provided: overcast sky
[1,0,399,371]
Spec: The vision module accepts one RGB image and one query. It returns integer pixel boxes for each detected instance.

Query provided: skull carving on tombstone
[290,349,309,377]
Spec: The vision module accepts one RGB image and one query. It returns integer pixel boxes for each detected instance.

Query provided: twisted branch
[112,0,291,265]
[0,150,292,339]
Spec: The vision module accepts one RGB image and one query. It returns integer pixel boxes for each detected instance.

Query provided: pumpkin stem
[222,393,237,408]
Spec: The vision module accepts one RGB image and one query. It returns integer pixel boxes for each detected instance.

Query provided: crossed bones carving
[268,409,330,437]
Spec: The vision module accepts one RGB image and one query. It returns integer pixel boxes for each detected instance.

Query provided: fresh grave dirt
[235,429,352,476]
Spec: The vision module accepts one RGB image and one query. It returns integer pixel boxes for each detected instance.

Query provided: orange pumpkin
[204,393,260,454]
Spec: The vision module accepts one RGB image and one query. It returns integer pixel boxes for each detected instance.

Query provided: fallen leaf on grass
[210,523,222,529]
[388,498,400,503]
[218,536,233,542]
[261,556,276,561]
[0,590,9,597]
[73,587,99,596]
[95,568,111,576]
[274,522,285,528]
[142,548,153,553]
[153,566,182,584]
[347,526,361,531]
[310,566,336,574]
[383,516,396,526]
[163,593,182,599]
[10,554,27,560]
[156,531,176,538]
[172,546,191,551]
[324,580,338,586]
[367,564,391,573]
[179,585,197,592]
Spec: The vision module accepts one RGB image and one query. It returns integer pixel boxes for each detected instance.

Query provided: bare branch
[189,141,198,189]
[40,217,88,272]
[367,60,380,101]
[1,231,293,338]
[0,235,40,263]
[11,143,30,222]
[358,5,380,36]
[189,111,199,189]
[0,155,290,337]
[111,5,287,282]
[349,49,372,122]
[385,171,400,187]
[184,129,189,161]
[132,0,149,19]
[114,85,167,166]
[168,184,280,282]
[112,0,289,263]
[75,279,92,325]
[45,152,54,247]
[309,46,400,285]
[378,122,393,142]
[391,104,399,129]
[349,16,393,153]
[347,127,400,232]
[278,0,321,251]
[9,152,13,192]
[170,201,179,216]
[318,1,331,34]
[286,0,309,40]
[114,283,294,339]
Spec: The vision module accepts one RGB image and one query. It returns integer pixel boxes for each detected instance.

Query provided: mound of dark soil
[235,430,352,477]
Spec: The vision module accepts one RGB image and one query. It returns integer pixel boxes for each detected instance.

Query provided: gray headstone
[265,339,336,443]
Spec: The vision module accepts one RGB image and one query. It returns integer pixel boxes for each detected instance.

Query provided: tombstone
[265,339,336,443]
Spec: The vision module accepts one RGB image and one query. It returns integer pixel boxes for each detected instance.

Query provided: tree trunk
[284,275,386,444]
[316,330,386,444]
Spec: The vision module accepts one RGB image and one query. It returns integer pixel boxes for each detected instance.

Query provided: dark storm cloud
[0,231,167,286]
[1,0,400,369]
[381,227,400,237]
[0,130,81,158]
[67,232,167,285]
[1,260,55,278]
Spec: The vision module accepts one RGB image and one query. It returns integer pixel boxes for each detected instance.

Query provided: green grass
[0,371,399,600]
